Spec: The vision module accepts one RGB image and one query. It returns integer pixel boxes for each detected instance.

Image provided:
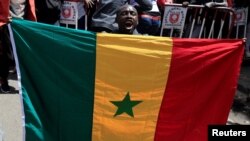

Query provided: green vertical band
[11,19,96,141]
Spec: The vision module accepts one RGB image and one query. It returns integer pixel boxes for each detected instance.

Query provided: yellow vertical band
[92,33,173,141]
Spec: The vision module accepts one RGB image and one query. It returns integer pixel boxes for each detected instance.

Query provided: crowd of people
[0,0,250,93]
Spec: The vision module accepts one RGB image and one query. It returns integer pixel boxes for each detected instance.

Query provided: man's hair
[116,4,137,16]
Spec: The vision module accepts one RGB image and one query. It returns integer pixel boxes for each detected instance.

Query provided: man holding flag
[0,0,36,93]
[8,17,244,140]
[0,0,36,26]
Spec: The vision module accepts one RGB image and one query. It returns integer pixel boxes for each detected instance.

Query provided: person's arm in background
[205,0,228,8]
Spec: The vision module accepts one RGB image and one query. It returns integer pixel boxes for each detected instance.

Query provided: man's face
[116,6,138,34]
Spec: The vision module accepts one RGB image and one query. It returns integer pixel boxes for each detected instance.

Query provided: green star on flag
[110,92,142,117]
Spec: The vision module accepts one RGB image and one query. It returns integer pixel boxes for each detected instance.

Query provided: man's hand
[8,16,12,22]
[182,1,189,7]
[205,2,215,8]
[83,0,95,8]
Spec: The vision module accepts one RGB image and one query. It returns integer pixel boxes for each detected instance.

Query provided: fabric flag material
[9,19,243,141]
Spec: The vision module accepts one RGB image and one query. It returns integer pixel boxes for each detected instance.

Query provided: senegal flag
[9,19,243,141]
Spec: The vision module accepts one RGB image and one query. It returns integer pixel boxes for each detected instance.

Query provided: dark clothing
[91,0,152,32]
[35,0,64,24]
[135,0,161,35]
[234,0,249,8]
[0,25,10,86]
[175,0,225,5]
[91,0,128,32]
[234,0,250,22]
[137,12,161,35]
